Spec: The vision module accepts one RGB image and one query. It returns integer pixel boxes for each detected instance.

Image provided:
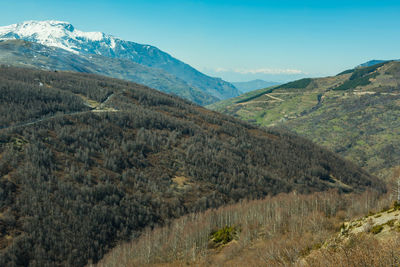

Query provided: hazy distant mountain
[356,59,400,68]
[0,39,218,105]
[232,79,281,93]
[0,20,240,103]
[357,60,390,68]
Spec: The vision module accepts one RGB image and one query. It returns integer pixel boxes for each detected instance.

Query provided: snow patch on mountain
[0,20,240,101]
[0,20,113,54]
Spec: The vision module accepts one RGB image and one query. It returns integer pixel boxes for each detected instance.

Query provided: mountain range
[0,39,219,105]
[0,20,240,105]
[0,19,396,267]
[208,61,400,178]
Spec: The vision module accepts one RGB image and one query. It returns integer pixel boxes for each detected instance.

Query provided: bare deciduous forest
[0,66,385,266]
[98,190,396,267]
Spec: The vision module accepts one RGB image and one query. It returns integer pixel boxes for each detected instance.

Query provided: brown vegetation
[97,190,392,266]
[304,233,400,267]
[0,66,384,266]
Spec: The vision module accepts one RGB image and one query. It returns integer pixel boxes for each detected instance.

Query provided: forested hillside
[208,61,400,178]
[98,190,393,266]
[0,66,384,266]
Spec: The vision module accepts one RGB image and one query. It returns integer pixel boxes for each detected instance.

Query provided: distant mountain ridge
[356,59,399,68]
[0,39,218,105]
[232,79,281,93]
[0,20,240,104]
[208,61,400,178]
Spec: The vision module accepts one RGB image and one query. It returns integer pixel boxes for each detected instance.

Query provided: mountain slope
[357,59,399,68]
[0,66,384,266]
[98,190,390,267]
[0,20,240,102]
[0,39,217,105]
[208,61,400,178]
[233,79,281,93]
[303,201,400,266]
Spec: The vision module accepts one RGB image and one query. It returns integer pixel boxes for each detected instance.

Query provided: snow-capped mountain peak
[0,20,112,54]
[0,20,240,102]
[0,20,165,67]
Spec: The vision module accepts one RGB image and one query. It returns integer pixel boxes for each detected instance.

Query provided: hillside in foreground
[0,66,384,266]
[97,190,395,267]
[208,61,400,178]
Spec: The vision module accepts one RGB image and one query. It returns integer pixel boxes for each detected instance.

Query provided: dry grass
[96,190,391,267]
[304,233,400,267]
[76,94,101,108]
[171,176,191,188]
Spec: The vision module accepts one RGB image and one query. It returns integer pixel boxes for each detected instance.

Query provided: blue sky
[1,0,400,82]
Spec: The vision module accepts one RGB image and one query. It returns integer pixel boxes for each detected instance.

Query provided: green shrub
[370,224,384,234]
[211,226,237,245]
[386,219,396,227]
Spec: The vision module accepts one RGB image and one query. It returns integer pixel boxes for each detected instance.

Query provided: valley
[0,66,384,266]
[0,6,399,266]
[208,61,400,179]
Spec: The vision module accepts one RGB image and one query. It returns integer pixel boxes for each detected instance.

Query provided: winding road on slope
[0,92,118,131]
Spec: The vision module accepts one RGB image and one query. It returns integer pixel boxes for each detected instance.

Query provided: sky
[1,0,400,82]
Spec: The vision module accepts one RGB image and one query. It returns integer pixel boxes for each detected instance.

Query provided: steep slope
[0,66,383,266]
[0,20,240,102]
[302,201,400,266]
[0,39,217,105]
[208,61,400,178]
[232,79,281,93]
[97,190,390,267]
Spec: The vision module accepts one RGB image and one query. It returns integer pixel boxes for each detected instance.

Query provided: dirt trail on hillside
[0,93,119,131]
